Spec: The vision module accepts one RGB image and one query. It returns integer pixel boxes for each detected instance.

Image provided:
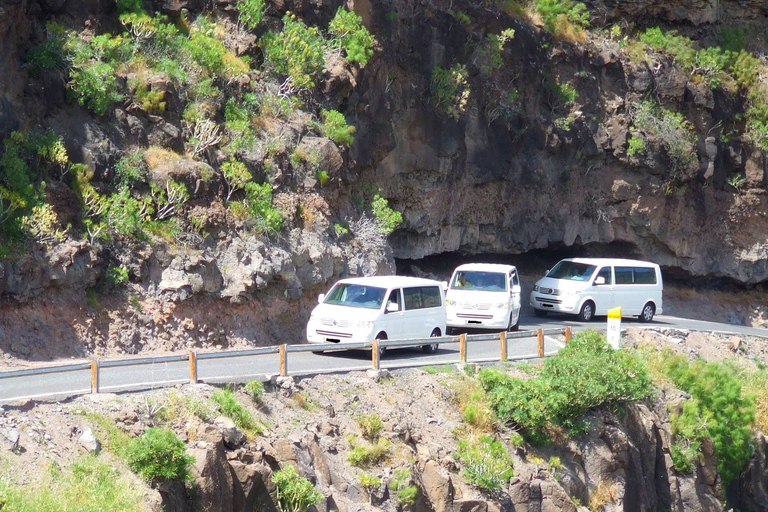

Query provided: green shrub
[125,427,194,482]
[189,29,249,78]
[262,14,325,89]
[244,380,265,401]
[328,7,375,66]
[221,159,252,201]
[0,455,146,512]
[117,0,144,14]
[661,353,755,486]
[626,136,646,157]
[480,331,653,444]
[348,438,392,466]
[356,414,384,442]
[237,0,265,30]
[358,472,380,502]
[19,202,67,248]
[316,169,330,186]
[26,22,68,76]
[68,61,123,116]
[321,109,356,146]
[640,27,696,68]
[272,464,324,512]
[476,29,515,75]
[545,80,578,113]
[244,182,283,233]
[103,264,129,289]
[430,64,470,120]
[716,26,746,53]
[455,434,514,491]
[131,81,166,113]
[210,388,261,433]
[390,470,418,507]
[333,223,348,236]
[534,0,589,33]
[631,101,696,178]
[669,399,706,473]
[370,193,402,235]
[115,151,147,186]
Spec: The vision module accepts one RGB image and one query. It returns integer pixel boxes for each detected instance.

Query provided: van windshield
[324,283,387,309]
[451,271,507,292]
[546,261,597,281]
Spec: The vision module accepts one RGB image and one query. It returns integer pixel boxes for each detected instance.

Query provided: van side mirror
[386,302,399,313]
[511,285,521,294]
[594,277,606,286]
[318,293,325,303]
[545,269,550,276]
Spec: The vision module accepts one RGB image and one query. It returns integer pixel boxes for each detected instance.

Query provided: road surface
[0,313,766,404]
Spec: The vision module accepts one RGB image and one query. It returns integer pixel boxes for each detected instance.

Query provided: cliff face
[1,0,768,354]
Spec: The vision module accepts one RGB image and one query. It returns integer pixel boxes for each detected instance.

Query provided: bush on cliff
[479,330,652,444]
[126,427,195,482]
[650,349,755,487]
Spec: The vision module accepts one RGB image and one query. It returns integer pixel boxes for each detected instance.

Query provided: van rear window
[615,267,657,285]
[404,286,442,310]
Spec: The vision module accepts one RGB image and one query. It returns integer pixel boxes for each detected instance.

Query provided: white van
[306,276,447,356]
[445,263,522,334]
[529,258,663,322]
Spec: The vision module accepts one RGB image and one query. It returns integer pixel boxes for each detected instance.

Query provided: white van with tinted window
[445,263,522,334]
[307,276,447,356]
[530,258,663,322]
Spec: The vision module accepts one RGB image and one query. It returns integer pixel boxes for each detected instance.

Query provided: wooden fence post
[371,339,380,370]
[279,344,287,377]
[189,351,197,384]
[565,327,572,345]
[537,329,544,358]
[90,359,99,394]
[459,333,467,364]
[499,331,507,362]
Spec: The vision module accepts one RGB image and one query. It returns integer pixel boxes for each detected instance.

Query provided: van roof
[337,275,443,287]
[453,263,517,273]
[564,258,659,267]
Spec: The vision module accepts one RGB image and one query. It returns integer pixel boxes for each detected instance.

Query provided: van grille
[457,313,494,319]
[459,302,492,310]
[320,318,352,328]
[535,296,562,304]
[316,330,352,338]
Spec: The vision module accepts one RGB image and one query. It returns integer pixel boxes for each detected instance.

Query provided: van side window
[596,267,612,285]
[615,267,633,284]
[615,266,658,285]
[404,286,442,310]
[386,289,401,311]
[634,267,657,284]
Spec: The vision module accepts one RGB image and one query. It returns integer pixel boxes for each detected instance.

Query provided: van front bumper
[446,308,509,330]
[306,323,374,345]
[529,293,579,313]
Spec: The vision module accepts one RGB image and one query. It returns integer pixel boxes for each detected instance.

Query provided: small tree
[430,64,470,120]
[126,427,194,482]
[321,109,356,146]
[328,7,375,66]
[221,159,252,201]
[237,0,265,30]
[272,464,324,512]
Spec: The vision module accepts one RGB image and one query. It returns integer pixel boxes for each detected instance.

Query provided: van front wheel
[639,302,655,323]
[422,329,440,354]
[577,301,595,322]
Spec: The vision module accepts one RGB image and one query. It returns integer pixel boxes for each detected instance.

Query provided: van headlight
[446,300,456,306]
[357,320,375,329]
[495,303,509,309]
[533,285,539,292]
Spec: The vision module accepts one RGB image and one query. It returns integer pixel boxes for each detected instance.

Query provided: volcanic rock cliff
[1,0,768,354]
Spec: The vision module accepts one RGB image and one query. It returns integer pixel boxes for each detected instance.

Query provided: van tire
[577,301,595,322]
[534,309,548,318]
[639,302,655,323]
[422,329,440,354]
[375,333,387,359]
[508,313,519,331]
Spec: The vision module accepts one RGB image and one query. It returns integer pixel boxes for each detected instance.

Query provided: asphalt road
[1,312,767,404]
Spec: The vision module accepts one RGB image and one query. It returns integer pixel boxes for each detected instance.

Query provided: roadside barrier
[0,327,570,401]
